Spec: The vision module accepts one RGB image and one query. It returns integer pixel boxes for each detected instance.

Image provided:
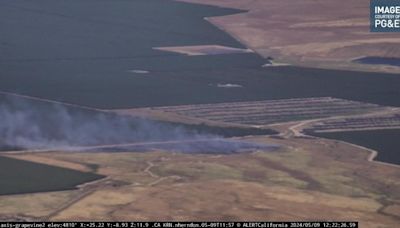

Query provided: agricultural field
[145,97,385,126]
[306,113,400,133]
[181,0,400,73]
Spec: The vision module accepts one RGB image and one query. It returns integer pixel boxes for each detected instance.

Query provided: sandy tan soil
[179,0,400,73]
[1,134,399,226]
[153,45,253,56]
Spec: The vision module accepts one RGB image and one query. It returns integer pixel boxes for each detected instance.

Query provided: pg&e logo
[370,0,400,32]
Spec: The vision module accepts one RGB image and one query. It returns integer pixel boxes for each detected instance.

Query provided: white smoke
[0,95,211,150]
[0,95,277,153]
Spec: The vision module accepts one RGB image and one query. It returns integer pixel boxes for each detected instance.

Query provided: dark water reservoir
[0,1,399,108]
[354,57,400,67]
[310,129,400,165]
[0,156,103,195]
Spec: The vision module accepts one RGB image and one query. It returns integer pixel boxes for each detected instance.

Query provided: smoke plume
[0,95,276,153]
[0,95,210,150]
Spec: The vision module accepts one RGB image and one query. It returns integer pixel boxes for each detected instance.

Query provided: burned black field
[81,139,278,154]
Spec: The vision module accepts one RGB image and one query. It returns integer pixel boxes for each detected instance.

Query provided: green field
[0,156,103,195]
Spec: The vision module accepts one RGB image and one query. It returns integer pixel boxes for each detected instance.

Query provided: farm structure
[150,97,385,126]
[306,113,400,133]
